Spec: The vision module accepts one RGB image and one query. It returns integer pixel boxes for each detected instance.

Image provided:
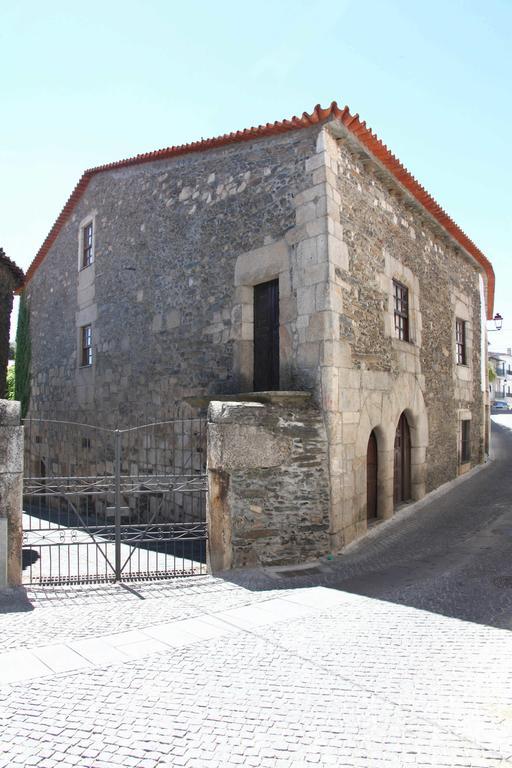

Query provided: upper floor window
[393,280,409,342]
[82,222,94,268]
[80,325,93,367]
[456,318,467,365]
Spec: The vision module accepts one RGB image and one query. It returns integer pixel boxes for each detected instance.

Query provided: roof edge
[0,248,25,289]
[19,101,495,317]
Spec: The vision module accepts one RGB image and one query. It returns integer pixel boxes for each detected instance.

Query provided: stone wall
[307,122,486,547]
[25,127,326,428]
[207,394,330,569]
[0,400,23,587]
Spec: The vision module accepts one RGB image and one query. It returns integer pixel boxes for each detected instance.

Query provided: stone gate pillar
[206,393,331,571]
[0,399,23,587]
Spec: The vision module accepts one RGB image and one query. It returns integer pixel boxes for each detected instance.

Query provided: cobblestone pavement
[1,420,511,767]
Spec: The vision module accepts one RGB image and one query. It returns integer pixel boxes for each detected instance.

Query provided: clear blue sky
[2,0,510,350]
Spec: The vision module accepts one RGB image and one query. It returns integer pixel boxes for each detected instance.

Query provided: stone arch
[355,379,429,529]
[366,429,379,521]
[356,395,396,528]
[386,383,429,504]
[393,411,412,506]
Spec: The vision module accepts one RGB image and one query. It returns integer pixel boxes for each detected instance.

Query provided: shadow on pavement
[0,585,35,615]
[220,420,512,632]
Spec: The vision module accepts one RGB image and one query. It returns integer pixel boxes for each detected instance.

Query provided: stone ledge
[185,391,312,409]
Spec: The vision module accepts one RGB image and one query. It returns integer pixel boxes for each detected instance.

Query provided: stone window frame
[78,213,96,271]
[451,292,473,383]
[233,239,291,392]
[380,251,421,350]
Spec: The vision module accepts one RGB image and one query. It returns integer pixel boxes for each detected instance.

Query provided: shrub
[6,364,15,399]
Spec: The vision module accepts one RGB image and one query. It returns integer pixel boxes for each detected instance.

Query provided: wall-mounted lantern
[489,313,503,332]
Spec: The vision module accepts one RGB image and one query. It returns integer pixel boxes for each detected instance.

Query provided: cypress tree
[14,293,31,417]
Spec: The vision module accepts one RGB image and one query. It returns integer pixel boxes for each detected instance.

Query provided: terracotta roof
[0,248,24,289]
[20,101,495,316]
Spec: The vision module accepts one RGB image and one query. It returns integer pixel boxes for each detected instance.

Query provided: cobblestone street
[1,421,512,767]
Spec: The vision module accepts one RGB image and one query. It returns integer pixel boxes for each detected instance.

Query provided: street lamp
[488,313,503,332]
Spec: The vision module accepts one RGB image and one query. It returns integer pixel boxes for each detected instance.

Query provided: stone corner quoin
[19,110,492,564]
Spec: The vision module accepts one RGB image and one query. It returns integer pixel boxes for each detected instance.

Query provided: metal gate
[22,417,207,585]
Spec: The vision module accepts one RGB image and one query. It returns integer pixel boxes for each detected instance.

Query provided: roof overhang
[18,102,495,318]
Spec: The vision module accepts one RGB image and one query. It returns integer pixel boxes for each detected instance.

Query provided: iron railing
[22,417,207,584]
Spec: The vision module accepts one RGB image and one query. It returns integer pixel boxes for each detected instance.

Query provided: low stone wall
[0,400,23,587]
[207,393,331,570]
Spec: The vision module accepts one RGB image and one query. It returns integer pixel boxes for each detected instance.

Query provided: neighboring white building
[490,350,512,404]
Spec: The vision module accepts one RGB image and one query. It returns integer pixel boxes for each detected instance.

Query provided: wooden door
[366,431,378,520]
[394,412,411,505]
[253,279,279,391]
[403,417,411,501]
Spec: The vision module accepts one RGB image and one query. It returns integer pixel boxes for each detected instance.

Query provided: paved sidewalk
[0,589,314,685]
[1,577,512,767]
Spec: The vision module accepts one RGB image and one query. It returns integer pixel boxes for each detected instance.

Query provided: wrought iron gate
[22,418,207,585]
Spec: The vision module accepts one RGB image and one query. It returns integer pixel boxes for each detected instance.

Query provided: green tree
[14,293,31,417]
[488,365,496,383]
[6,364,15,399]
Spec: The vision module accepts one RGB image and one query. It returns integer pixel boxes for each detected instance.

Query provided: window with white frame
[456,318,467,365]
[81,221,94,269]
[80,325,93,367]
[393,279,409,342]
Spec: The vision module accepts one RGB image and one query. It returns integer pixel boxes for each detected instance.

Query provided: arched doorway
[366,430,378,521]
[394,412,411,506]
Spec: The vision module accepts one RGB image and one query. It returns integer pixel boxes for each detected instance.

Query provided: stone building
[0,248,24,399]
[19,102,495,557]
[489,350,512,405]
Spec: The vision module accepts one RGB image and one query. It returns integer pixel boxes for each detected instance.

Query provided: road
[0,420,511,767]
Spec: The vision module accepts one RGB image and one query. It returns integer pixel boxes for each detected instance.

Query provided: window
[80,325,92,366]
[460,420,471,463]
[393,280,409,341]
[456,318,467,365]
[82,222,94,268]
